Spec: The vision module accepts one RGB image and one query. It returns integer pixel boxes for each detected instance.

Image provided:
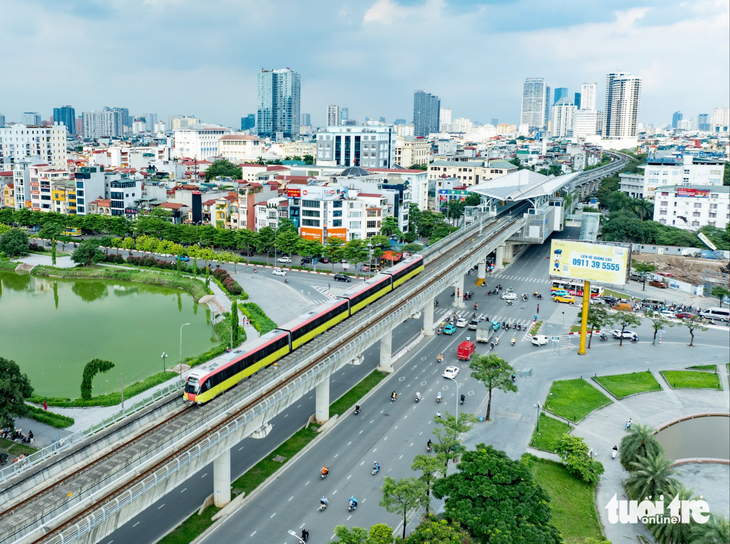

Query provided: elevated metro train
[184,255,424,404]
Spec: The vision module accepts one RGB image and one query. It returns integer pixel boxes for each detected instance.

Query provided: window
[691,221,700,226]
[302,200,319,208]
[710,193,719,199]
[660,201,668,207]
[693,212,701,217]
[302,219,320,226]
[659,210,667,215]
[709,213,716,218]
[710,204,718,209]
[694,203,702,208]
[367,220,377,228]
[333,219,342,227]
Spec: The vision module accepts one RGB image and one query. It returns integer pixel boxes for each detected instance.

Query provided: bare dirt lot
[631,253,728,286]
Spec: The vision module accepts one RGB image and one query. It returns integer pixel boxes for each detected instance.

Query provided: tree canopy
[468,354,517,420]
[0,357,34,428]
[0,228,30,257]
[204,159,242,181]
[433,444,562,544]
[72,239,105,266]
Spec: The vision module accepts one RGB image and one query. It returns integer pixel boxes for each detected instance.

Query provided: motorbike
[511,337,516,346]
[372,466,380,475]
[321,471,329,480]
[319,502,328,512]
[415,394,421,403]
[348,502,357,512]
[302,530,310,542]
[460,394,465,405]
[436,394,442,403]
[437,355,444,364]
[426,443,433,452]
[354,405,360,415]
[599,333,608,341]
[506,300,513,306]
[436,327,442,335]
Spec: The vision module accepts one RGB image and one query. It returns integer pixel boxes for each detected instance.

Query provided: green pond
[0,270,217,398]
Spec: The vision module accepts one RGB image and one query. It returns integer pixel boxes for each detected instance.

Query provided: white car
[442,366,460,379]
[612,329,638,341]
[277,256,292,263]
[456,317,468,328]
[501,292,517,300]
[659,310,676,319]
[531,335,549,346]
[272,268,287,276]
[468,319,479,330]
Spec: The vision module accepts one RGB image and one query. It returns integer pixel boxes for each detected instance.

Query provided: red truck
[457,341,476,361]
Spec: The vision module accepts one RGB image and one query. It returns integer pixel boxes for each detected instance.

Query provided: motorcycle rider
[301,529,310,542]
[436,411,442,418]
[427,439,433,451]
[354,404,360,414]
[321,465,329,478]
[320,496,329,508]
[349,496,358,510]
[415,391,421,402]
[437,354,443,363]
[460,394,465,404]
[474,302,478,310]
[511,336,516,345]
[436,392,442,402]
[391,391,397,402]
[373,461,380,473]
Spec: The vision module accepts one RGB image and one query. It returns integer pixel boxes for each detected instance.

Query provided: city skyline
[0,0,727,128]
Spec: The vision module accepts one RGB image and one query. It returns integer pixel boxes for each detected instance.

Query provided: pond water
[0,270,216,398]
[655,415,730,461]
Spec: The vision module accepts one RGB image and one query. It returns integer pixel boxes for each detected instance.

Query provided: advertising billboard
[677,188,710,198]
[549,240,629,286]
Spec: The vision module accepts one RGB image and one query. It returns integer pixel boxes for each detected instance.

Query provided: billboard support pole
[578,280,590,355]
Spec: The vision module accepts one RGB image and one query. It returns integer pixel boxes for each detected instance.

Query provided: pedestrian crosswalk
[442,309,535,331]
[309,285,336,306]
[490,273,550,284]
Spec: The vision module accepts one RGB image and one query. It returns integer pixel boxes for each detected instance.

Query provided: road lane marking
[394,426,398,430]
[180,488,187,493]
[380,410,384,413]
[132,522,140,528]
[305,480,310,486]
[347,474,352,480]
[239,447,244,451]
[201,473,207,478]
[334,454,339,458]
[410,443,413,447]
[347,515,352,520]
[289,496,294,501]
[284,414,288,418]
[270,513,276,518]
[360,461,364,465]
[251,531,256,537]
[158,504,165,510]
[373,448,377,452]
[297,405,301,408]
[347,441,352,445]
[399,455,403,459]
[333,489,338,495]
[419,431,423,435]
[300,523,305,529]
[384,436,388,441]
[370,419,374,424]
[359,430,363,434]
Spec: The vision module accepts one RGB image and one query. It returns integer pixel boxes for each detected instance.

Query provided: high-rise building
[698,113,710,132]
[104,107,130,132]
[300,113,311,127]
[0,114,5,128]
[75,117,83,136]
[574,94,581,110]
[491,118,499,127]
[553,88,568,105]
[257,68,301,140]
[0,124,67,186]
[327,105,339,127]
[551,99,577,138]
[340,108,349,124]
[82,110,123,139]
[394,119,407,126]
[711,108,729,133]
[22,112,41,125]
[573,110,598,138]
[544,86,551,130]
[316,125,395,168]
[520,78,548,131]
[672,111,683,129]
[603,72,642,138]
[241,114,256,131]
[413,90,440,137]
[580,83,597,111]
[439,108,452,132]
[53,106,76,135]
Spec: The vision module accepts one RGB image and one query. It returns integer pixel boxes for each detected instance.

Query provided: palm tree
[690,513,730,544]
[619,423,662,471]
[625,451,678,501]
[650,484,695,544]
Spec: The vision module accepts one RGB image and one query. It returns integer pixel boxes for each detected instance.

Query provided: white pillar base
[213,449,231,507]
[423,300,435,336]
[377,330,393,373]
[315,378,330,424]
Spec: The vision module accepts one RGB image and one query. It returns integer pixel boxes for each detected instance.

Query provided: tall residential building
[553,88,568,105]
[241,114,256,131]
[301,113,311,127]
[698,113,710,132]
[0,114,5,128]
[53,106,76,135]
[711,108,729,132]
[394,119,407,126]
[551,99,577,138]
[574,110,598,138]
[544,86,551,130]
[440,108,452,132]
[580,83,597,111]
[257,68,301,140]
[603,72,642,138]
[22,112,42,125]
[672,111,683,129]
[413,90,440,137]
[520,78,547,131]
[574,93,581,110]
[82,110,123,139]
[75,117,83,136]
[327,105,339,127]
[316,125,395,168]
[105,107,130,132]
[340,108,349,124]
[490,118,499,127]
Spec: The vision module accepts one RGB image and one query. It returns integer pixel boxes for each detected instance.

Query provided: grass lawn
[529,413,572,453]
[603,288,627,299]
[687,364,717,371]
[525,455,604,543]
[529,320,543,335]
[593,371,661,399]
[544,379,612,422]
[0,437,38,457]
[157,505,221,544]
[661,370,721,390]
[330,370,386,417]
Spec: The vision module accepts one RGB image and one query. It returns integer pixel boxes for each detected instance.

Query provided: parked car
[240,249,255,257]
[319,257,331,264]
[468,319,479,330]
[443,324,457,335]
[456,317,468,328]
[333,273,351,282]
[277,256,292,264]
[612,329,638,341]
[675,311,694,319]
[532,335,549,346]
[442,366,460,379]
[602,296,619,306]
[501,292,517,300]
[649,280,668,289]
[272,268,287,276]
[553,295,575,304]
[176,255,190,262]
[300,257,312,265]
[659,310,676,319]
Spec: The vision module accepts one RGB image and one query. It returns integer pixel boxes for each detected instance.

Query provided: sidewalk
[16,254,76,269]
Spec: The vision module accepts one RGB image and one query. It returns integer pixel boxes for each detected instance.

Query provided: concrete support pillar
[495,244,505,271]
[213,449,231,507]
[423,298,435,336]
[504,242,514,264]
[377,330,393,373]
[453,276,465,308]
[315,378,330,424]
[477,259,486,286]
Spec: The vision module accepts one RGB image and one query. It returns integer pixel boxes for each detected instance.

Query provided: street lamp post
[367,243,373,277]
[445,376,459,422]
[287,529,305,543]
[179,323,190,374]
[535,401,541,431]
[161,352,167,373]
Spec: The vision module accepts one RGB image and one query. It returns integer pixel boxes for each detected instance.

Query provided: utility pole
[121,374,124,411]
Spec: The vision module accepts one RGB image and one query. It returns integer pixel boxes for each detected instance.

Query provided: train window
[202,380,210,392]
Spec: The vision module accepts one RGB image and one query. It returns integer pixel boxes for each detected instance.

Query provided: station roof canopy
[468,169,581,202]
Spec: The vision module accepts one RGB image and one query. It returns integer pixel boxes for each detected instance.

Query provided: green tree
[404,515,475,544]
[328,525,368,544]
[121,237,135,250]
[645,309,674,346]
[274,229,300,257]
[555,434,605,483]
[0,228,30,257]
[468,354,517,421]
[298,239,324,263]
[711,285,730,308]
[649,484,696,544]
[586,305,613,348]
[690,513,730,544]
[431,412,478,470]
[444,200,464,226]
[51,238,57,265]
[380,217,399,237]
[235,228,258,253]
[368,234,391,249]
[324,236,345,270]
[230,302,240,346]
[619,423,662,472]
[277,217,298,234]
[256,226,276,264]
[625,450,677,501]
[149,206,173,220]
[379,476,427,541]
[613,310,642,347]
[343,239,369,270]
[411,454,445,514]
[0,357,34,428]
[205,159,242,181]
[80,359,115,400]
[72,239,105,266]
[367,524,394,544]
[682,315,708,347]
[633,262,657,290]
[303,154,314,165]
[433,444,562,544]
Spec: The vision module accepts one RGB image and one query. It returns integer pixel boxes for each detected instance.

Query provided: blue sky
[0,0,727,129]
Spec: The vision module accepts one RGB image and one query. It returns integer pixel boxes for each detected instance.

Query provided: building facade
[553,87,568,105]
[580,83,597,111]
[257,68,301,140]
[643,156,725,200]
[53,106,76,135]
[413,90,440,137]
[573,110,598,138]
[439,108,452,132]
[603,72,642,138]
[172,125,231,160]
[672,111,683,129]
[327,105,339,127]
[394,136,430,168]
[0,124,68,172]
[427,159,517,186]
[654,186,730,230]
[241,114,256,131]
[22,112,42,125]
[520,78,547,131]
[218,134,262,162]
[316,126,395,168]
[82,110,123,139]
[551,99,576,137]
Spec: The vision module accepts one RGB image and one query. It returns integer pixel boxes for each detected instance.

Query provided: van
[612,302,633,312]
[457,341,476,361]
[700,307,730,322]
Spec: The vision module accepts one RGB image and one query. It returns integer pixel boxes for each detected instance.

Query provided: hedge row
[211,267,246,298]
[239,302,277,335]
[25,404,75,428]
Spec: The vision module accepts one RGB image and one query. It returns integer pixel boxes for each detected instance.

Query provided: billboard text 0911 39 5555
[549,240,629,286]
